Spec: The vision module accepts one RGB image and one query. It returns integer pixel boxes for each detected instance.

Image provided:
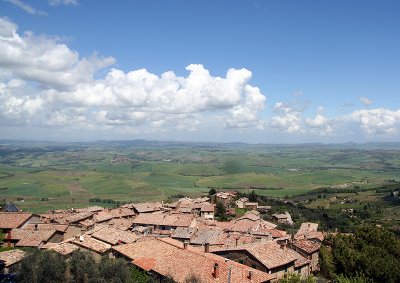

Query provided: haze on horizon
[0,0,399,143]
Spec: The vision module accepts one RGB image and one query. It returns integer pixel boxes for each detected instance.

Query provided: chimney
[34,224,38,231]
[213,263,219,279]
[79,235,84,242]
[247,270,253,280]
[183,241,188,250]
[117,240,122,245]
[204,242,210,253]
[235,238,239,247]
[280,240,287,250]
[7,231,11,247]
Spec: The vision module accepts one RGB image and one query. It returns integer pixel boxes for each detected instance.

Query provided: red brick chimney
[7,231,11,247]
[213,263,219,278]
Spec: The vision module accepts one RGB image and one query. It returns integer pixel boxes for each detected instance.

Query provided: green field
[1,141,400,212]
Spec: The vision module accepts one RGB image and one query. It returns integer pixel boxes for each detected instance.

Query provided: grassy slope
[1,144,400,212]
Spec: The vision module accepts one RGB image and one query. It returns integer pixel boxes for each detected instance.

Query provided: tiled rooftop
[213,241,298,270]
[106,218,135,230]
[0,249,26,267]
[132,202,162,213]
[0,212,32,229]
[11,229,57,247]
[113,237,275,283]
[54,212,93,224]
[23,223,68,232]
[292,239,321,254]
[43,242,79,255]
[91,226,139,245]
[132,212,195,228]
[72,235,112,254]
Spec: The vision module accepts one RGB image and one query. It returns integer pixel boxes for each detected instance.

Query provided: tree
[70,250,99,283]
[98,257,132,283]
[18,249,66,283]
[319,245,335,279]
[129,267,150,283]
[215,201,227,221]
[249,190,257,202]
[278,273,316,283]
[208,188,216,196]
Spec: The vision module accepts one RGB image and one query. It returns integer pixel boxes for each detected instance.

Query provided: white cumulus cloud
[0,18,266,135]
[348,108,400,135]
[270,102,303,133]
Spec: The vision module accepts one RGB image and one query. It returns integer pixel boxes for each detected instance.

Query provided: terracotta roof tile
[132,202,162,213]
[23,223,68,232]
[12,229,57,247]
[0,212,32,229]
[113,237,275,283]
[91,227,139,245]
[106,218,135,230]
[42,242,79,255]
[132,213,195,228]
[213,241,297,270]
[72,235,111,254]
[54,212,93,224]
[0,249,26,267]
[292,239,321,254]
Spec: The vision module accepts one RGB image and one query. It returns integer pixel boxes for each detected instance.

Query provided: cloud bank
[0,18,266,136]
[0,18,399,141]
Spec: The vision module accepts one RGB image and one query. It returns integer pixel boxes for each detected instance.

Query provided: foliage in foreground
[319,225,400,283]
[278,272,316,283]
[17,249,151,283]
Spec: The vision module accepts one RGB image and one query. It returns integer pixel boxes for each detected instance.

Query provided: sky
[0,0,399,143]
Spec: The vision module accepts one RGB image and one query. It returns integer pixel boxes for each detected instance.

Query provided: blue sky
[0,0,400,143]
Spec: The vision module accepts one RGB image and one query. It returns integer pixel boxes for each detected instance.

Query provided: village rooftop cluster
[0,191,325,282]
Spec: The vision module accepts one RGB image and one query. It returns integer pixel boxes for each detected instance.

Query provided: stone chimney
[204,242,210,253]
[280,240,287,250]
[34,224,38,231]
[235,238,239,247]
[213,263,219,279]
[183,241,188,250]
[247,270,253,280]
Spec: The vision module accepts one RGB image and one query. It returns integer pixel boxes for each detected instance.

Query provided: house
[72,235,112,259]
[53,211,93,225]
[90,226,139,245]
[8,228,60,248]
[214,191,237,206]
[132,212,196,230]
[291,239,321,272]
[131,202,162,214]
[226,211,277,234]
[106,218,135,231]
[212,241,299,280]
[235,197,249,209]
[295,223,324,243]
[171,227,196,242]
[113,237,276,283]
[190,229,223,246]
[244,202,259,210]
[0,249,26,273]
[257,206,272,213]
[0,212,36,232]
[272,212,293,225]
[200,202,215,220]
[42,242,79,256]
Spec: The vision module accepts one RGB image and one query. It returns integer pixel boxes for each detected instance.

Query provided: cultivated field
[1,141,400,212]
